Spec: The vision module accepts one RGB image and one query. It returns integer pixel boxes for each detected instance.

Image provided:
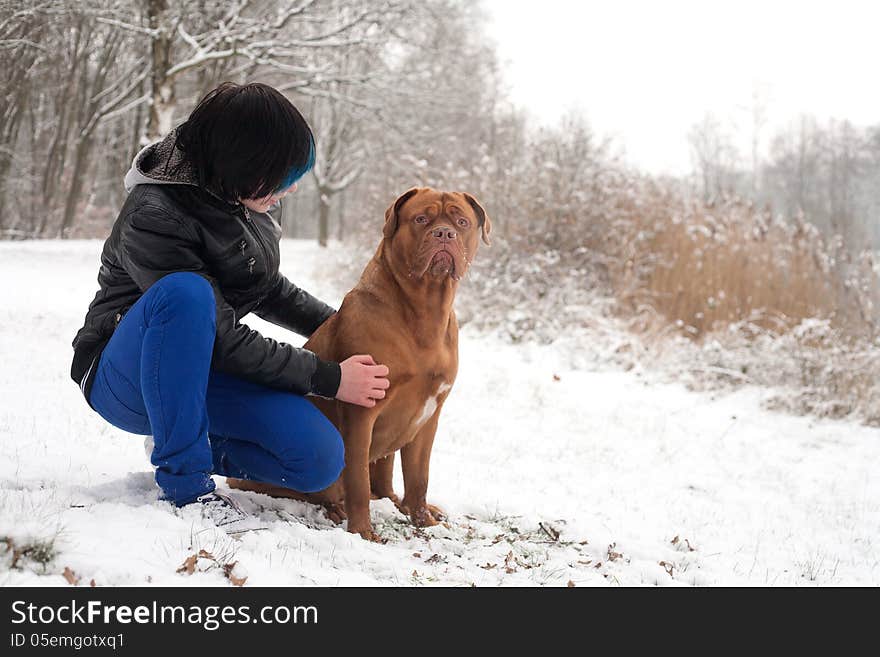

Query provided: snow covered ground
[1,239,878,586]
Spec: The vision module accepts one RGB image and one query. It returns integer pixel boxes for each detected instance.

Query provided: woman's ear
[383,187,421,240]
[462,192,492,246]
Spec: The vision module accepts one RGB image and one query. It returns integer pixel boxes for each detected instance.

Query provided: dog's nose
[430,226,457,242]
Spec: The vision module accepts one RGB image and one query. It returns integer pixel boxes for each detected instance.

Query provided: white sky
[483,0,880,175]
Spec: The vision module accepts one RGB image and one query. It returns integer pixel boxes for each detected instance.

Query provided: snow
[1,239,878,586]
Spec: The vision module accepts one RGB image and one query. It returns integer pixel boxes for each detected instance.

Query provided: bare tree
[310,94,366,246]
[133,0,408,141]
[763,116,876,248]
[1,2,144,236]
[737,82,769,198]
[688,113,741,202]
[58,17,148,236]
[0,0,419,237]
[0,1,48,233]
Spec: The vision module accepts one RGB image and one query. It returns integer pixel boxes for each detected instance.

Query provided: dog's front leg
[398,411,446,527]
[370,453,399,503]
[339,404,381,542]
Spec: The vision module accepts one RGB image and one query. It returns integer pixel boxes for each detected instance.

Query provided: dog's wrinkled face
[383,187,491,282]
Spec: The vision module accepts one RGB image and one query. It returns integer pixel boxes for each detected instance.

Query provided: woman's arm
[254,274,336,337]
[117,204,340,398]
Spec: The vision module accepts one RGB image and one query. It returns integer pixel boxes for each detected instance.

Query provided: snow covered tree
[687,112,742,202]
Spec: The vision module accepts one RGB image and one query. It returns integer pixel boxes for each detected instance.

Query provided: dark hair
[173,82,316,202]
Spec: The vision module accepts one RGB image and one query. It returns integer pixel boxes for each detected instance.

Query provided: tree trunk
[58,135,93,237]
[130,77,146,159]
[0,64,31,229]
[318,190,331,247]
[146,0,175,141]
[336,189,346,241]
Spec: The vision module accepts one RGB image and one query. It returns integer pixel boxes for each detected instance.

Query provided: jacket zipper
[239,205,268,308]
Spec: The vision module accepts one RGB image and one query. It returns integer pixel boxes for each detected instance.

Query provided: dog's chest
[412,379,452,429]
[370,370,454,459]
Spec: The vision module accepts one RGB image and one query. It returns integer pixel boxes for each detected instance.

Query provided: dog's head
[382,187,491,282]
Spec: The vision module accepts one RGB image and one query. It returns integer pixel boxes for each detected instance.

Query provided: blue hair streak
[276,134,316,193]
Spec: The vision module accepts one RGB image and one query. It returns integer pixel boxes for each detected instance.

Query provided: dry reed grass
[607,191,878,341]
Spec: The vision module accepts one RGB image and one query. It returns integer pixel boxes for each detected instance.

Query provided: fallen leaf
[412,552,422,558]
[567,580,576,587]
[176,554,197,575]
[672,536,696,552]
[62,567,79,586]
[607,543,623,562]
[89,579,96,587]
[223,562,247,587]
[553,374,561,381]
[177,550,217,576]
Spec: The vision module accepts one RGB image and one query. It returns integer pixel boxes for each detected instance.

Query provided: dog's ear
[383,187,420,240]
[462,192,492,246]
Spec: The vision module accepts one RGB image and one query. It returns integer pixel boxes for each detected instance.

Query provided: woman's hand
[336,354,390,407]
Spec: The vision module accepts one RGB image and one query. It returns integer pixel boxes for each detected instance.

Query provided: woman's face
[240,181,298,214]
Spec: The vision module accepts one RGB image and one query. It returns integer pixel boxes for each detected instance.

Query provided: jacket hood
[124,128,233,207]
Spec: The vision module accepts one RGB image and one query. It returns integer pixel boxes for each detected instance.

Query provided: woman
[70,82,389,528]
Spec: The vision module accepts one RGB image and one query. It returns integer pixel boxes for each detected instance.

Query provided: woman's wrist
[310,358,341,398]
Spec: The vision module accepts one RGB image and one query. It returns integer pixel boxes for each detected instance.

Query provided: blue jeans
[88,272,344,506]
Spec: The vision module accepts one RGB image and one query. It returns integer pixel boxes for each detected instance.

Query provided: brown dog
[228,187,491,540]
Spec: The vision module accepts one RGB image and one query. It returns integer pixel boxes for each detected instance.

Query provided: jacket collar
[124,128,241,212]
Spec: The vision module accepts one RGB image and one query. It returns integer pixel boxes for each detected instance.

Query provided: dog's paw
[322,502,346,525]
[364,530,386,543]
[425,503,447,522]
[399,500,445,527]
[410,508,440,528]
[346,523,385,543]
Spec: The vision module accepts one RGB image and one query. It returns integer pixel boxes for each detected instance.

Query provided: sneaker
[195,491,266,534]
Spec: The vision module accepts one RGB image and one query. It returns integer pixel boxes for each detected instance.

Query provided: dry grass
[451,173,880,423]
[592,188,880,424]
[607,191,879,340]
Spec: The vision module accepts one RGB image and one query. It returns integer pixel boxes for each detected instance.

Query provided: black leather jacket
[70,133,340,407]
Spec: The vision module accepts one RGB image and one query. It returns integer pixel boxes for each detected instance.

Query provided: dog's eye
[415,215,428,224]
[456,217,469,228]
